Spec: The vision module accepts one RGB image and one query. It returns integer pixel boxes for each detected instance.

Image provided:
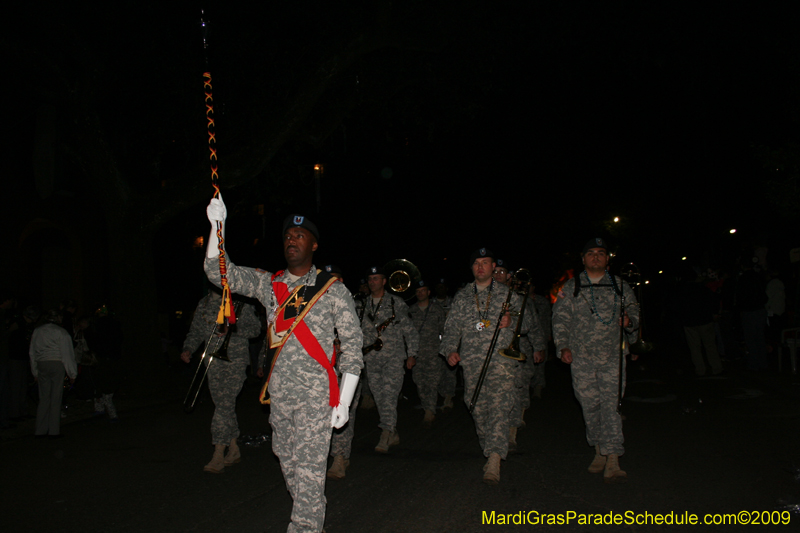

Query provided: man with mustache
[440,247,531,484]
[552,237,639,484]
[205,197,363,533]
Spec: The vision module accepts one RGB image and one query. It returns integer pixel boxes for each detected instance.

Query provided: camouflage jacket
[533,295,552,341]
[552,272,639,361]
[182,294,261,363]
[409,300,447,358]
[439,280,532,364]
[518,296,547,356]
[205,258,363,393]
[433,295,453,316]
[361,292,419,360]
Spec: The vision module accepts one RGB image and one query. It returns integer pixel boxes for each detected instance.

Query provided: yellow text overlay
[481,510,793,526]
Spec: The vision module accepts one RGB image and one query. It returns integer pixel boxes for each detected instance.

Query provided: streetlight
[314,164,323,211]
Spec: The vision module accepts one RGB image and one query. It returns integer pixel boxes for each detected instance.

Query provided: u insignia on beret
[370,267,378,274]
[497,259,505,266]
[596,238,604,247]
[325,265,332,272]
[479,248,487,256]
[417,280,425,287]
[294,216,304,225]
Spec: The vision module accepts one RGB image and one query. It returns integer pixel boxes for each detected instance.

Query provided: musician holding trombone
[180,289,261,473]
[552,238,639,484]
[440,248,532,485]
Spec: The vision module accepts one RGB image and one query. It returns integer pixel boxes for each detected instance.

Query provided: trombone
[499,268,532,361]
[468,273,521,413]
[183,304,239,412]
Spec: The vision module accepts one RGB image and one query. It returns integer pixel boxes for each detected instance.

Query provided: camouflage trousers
[269,372,333,533]
[411,352,449,412]
[510,358,534,428]
[364,354,405,432]
[329,380,362,459]
[461,354,516,459]
[439,360,457,397]
[207,353,248,445]
[531,355,546,391]
[361,367,372,398]
[571,354,626,456]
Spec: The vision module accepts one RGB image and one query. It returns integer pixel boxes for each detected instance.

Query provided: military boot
[442,395,454,412]
[603,454,627,484]
[375,430,391,453]
[224,437,241,466]
[588,445,606,474]
[483,453,501,485]
[423,409,436,428]
[508,427,518,452]
[327,455,349,479]
[204,444,226,474]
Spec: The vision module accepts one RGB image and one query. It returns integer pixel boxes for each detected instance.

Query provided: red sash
[259,270,340,407]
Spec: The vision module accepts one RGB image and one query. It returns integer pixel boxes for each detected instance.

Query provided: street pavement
[3,350,799,532]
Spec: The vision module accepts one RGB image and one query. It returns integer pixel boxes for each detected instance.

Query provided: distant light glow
[658,270,663,274]
[729,229,736,234]
[681,257,687,261]
[613,217,620,223]
[645,280,650,284]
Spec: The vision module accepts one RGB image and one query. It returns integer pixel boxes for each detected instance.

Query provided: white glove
[207,194,227,223]
[206,194,227,259]
[331,373,359,429]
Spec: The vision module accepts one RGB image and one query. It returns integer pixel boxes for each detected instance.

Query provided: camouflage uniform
[408,300,447,412]
[432,294,457,398]
[205,258,363,533]
[329,324,375,459]
[328,380,362,459]
[361,293,419,432]
[552,272,639,456]
[509,297,546,428]
[439,281,532,459]
[531,294,552,393]
[182,294,261,445]
[352,294,373,400]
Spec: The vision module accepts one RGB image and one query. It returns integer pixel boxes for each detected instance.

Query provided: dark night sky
[7,1,800,308]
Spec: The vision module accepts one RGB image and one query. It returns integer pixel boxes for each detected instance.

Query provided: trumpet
[499,268,532,361]
[184,304,239,413]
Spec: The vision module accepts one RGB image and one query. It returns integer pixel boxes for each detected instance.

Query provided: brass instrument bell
[382,259,422,300]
